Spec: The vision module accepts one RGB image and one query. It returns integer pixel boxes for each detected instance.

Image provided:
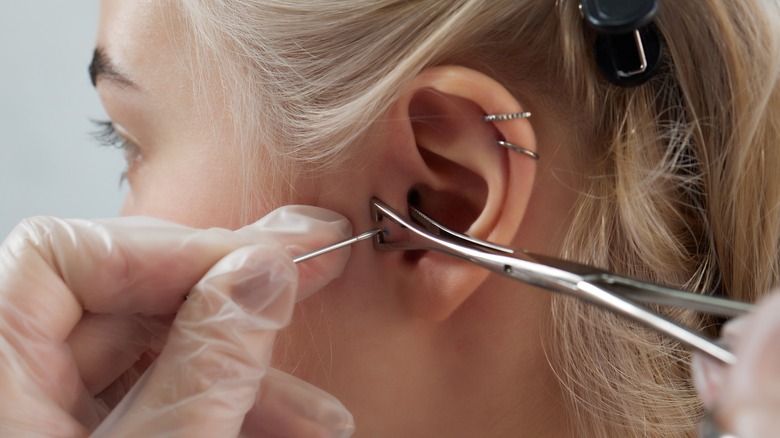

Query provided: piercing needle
[293,229,383,263]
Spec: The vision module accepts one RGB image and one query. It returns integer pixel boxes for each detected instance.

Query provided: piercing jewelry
[482,112,531,122]
[496,140,540,160]
[483,112,540,160]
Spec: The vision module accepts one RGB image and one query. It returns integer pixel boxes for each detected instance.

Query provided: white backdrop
[0,1,127,239]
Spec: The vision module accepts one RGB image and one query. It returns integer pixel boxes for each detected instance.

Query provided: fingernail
[692,352,729,409]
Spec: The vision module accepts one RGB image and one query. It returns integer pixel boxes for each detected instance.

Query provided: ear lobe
[372,66,538,321]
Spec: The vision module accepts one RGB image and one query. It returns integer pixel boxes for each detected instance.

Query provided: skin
[95,0,582,436]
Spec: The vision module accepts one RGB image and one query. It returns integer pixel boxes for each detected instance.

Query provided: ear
[368,65,538,321]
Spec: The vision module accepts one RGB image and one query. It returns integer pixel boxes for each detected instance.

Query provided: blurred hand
[693,290,780,438]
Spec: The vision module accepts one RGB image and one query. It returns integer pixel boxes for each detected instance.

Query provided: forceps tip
[369,198,416,250]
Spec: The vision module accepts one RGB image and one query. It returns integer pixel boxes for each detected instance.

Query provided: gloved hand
[0,206,355,437]
[693,290,780,438]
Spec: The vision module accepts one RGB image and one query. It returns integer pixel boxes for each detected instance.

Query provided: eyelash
[91,119,141,185]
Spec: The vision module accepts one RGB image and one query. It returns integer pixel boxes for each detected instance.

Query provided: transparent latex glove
[693,290,780,438]
[0,206,355,437]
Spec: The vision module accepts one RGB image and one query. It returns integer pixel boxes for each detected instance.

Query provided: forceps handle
[598,277,753,317]
[426,239,740,365]
[522,252,754,318]
[371,198,739,365]
[575,281,737,365]
[421,238,739,365]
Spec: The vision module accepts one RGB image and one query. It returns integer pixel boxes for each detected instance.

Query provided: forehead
[96,0,188,90]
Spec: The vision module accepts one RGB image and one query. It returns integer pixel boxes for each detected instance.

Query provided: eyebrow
[89,48,137,88]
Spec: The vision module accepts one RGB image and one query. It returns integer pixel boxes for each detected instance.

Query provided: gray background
[0,2,126,240]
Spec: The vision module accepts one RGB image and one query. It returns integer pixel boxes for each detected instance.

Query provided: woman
[2,0,780,436]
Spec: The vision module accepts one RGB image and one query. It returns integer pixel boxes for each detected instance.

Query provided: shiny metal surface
[370,197,753,365]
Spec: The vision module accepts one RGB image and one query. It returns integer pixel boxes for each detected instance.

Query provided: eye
[91,119,142,185]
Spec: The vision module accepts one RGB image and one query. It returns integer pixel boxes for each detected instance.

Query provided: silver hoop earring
[482,112,531,122]
[496,140,539,160]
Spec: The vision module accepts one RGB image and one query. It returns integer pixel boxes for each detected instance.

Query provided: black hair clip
[580,0,663,87]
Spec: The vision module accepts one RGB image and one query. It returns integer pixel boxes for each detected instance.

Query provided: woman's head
[94,0,780,435]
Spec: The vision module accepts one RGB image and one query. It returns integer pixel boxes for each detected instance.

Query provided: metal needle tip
[293,228,383,263]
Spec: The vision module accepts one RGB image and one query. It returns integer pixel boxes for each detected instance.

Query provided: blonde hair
[177,1,780,435]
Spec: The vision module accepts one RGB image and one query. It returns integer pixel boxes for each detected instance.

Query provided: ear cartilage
[496,140,540,160]
[482,112,531,122]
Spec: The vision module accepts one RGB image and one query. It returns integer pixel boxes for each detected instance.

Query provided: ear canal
[407,183,484,236]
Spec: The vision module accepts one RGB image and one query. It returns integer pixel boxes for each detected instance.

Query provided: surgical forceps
[369,197,754,366]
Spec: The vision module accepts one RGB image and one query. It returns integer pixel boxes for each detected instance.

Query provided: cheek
[270,273,354,380]
[270,244,392,389]
[120,149,249,229]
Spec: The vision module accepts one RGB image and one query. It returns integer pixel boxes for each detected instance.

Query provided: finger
[691,313,752,409]
[0,206,349,425]
[241,368,355,437]
[716,290,780,436]
[67,313,171,395]
[95,244,339,436]
[236,205,352,299]
[1,206,350,342]
[0,216,244,342]
[69,207,351,396]
[0,217,245,423]
[0,327,89,437]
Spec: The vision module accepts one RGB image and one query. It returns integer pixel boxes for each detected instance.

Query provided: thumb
[95,244,303,437]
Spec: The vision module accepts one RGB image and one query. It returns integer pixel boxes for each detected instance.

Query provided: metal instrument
[369,197,753,365]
